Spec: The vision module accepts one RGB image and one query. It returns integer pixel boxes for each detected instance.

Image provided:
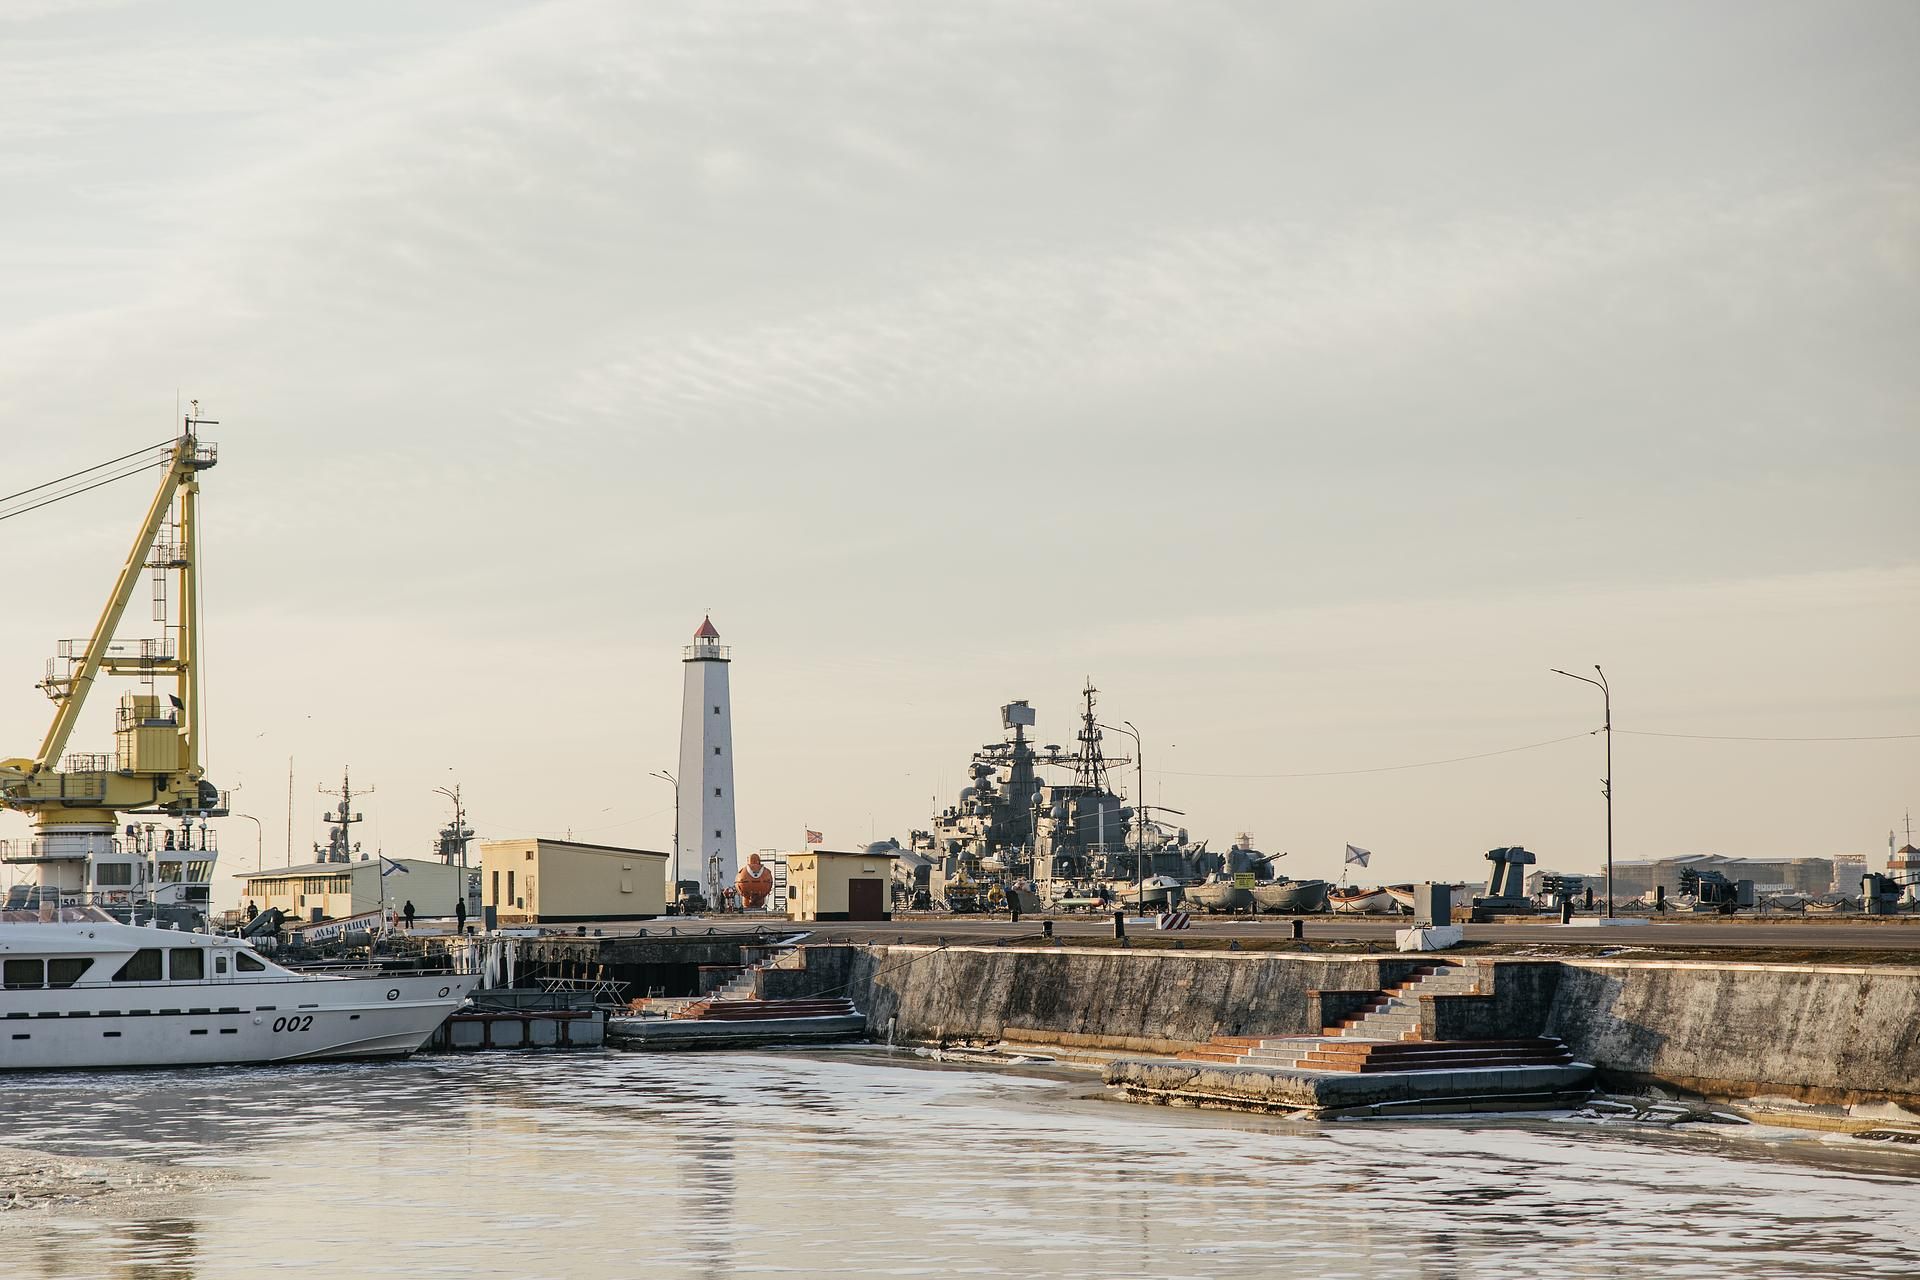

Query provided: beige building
[237,857,466,923]
[785,847,896,922]
[481,838,668,923]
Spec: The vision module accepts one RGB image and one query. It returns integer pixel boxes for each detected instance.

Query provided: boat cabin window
[113,949,163,982]
[95,863,134,886]
[169,949,204,981]
[3,958,44,989]
[214,954,229,974]
[235,951,266,973]
[47,958,90,987]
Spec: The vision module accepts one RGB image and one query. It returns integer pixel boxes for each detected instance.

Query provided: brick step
[1353,1036,1568,1055]
[1311,1052,1577,1074]
[678,999,858,1022]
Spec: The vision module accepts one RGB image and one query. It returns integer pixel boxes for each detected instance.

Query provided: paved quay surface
[610,913,1920,954]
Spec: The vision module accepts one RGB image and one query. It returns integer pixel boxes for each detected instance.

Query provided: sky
[0,1,1915,908]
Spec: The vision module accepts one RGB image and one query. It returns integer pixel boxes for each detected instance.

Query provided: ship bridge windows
[169,949,203,981]
[235,952,266,973]
[48,959,89,987]
[95,863,134,887]
[2,958,91,988]
[112,949,163,982]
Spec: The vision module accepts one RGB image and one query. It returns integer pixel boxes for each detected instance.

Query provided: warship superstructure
[913,684,1283,908]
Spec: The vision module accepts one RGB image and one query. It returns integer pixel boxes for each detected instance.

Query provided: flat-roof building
[480,838,668,923]
[236,857,464,923]
[785,847,896,922]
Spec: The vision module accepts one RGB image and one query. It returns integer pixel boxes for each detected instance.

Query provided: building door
[848,878,884,921]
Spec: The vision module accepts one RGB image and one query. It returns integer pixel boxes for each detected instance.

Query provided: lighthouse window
[715,829,723,839]
[3,959,44,989]
[713,746,721,756]
[112,949,163,982]
[714,788,722,798]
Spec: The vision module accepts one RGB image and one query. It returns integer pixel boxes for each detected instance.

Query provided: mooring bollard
[1560,898,1574,924]
[1043,920,1054,940]
[1113,911,1126,941]
[1290,919,1304,941]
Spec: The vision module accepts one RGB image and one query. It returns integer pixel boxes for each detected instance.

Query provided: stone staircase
[1173,962,1580,1075]
[1329,961,1483,1041]
[629,952,778,1018]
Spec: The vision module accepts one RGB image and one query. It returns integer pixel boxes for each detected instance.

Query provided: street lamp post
[1551,665,1613,918]
[650,770,679,903]
[433,782,470,922]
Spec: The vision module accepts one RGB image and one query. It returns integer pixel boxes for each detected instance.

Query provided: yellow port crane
[0,413,225,913]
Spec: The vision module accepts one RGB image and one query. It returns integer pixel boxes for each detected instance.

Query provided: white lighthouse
[677,616,737,904]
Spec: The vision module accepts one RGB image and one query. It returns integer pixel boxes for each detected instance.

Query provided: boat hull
[1252,880,1330,913]
[1181,884,1253,913]
[1,970,477,1071]
[1329,887,1394,914]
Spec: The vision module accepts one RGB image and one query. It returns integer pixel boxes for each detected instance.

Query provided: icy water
[0,1050,1915,1280]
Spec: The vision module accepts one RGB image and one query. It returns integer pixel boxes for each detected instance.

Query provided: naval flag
[805,829,823,845]
[1344,844,1372,868]
[380,856,411,878]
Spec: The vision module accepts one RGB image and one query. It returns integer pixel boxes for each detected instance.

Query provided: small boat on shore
[1181,880,1253,913]
[1102,875,1185,908]
[1329,886,1394,914]
[1384,884,1416,913]
[1252,879,1330,913]
[0,912,475,1071]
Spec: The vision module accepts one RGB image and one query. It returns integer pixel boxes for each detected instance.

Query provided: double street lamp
[1551,665,1613,918]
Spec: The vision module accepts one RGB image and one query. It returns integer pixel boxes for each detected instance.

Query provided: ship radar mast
[316,769,371,863]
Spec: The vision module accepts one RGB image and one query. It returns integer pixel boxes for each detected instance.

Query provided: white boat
[0,912,476,1071]
[1328,886,1394,914]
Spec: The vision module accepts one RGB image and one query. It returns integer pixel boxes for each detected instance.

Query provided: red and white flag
[805,829,823,844]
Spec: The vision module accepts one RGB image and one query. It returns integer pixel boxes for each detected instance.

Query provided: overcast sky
[2,1,1915,905]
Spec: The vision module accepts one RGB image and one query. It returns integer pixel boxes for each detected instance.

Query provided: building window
[715,829,723,839]
[507,870,515,905]
[714,788,722,797]
[491,870,500,903]
[713,705,721,715]
[713,746,721,756]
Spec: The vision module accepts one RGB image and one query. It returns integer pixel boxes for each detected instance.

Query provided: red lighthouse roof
[693,615,720,640]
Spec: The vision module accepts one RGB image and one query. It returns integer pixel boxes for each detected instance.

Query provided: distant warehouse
[481,838,668,923]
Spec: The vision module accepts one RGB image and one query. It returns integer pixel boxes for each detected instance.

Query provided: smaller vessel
[1252,879,1330,913]
[1329,885,1394,914]
[1384,884,1416,914]
[1104,875,1185,908]
[1181,879,1253,913]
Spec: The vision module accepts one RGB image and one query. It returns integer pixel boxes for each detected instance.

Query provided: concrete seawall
[1548,960,1920,1109]
[769,944,1920,1110]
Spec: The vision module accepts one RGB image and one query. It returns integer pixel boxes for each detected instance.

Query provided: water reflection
[0,1049,1914,1279]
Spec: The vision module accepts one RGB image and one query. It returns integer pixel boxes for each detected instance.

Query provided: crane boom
[32,437,202,772]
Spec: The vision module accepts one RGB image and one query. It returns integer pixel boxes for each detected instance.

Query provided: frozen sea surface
[0,1048,1914,1279]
